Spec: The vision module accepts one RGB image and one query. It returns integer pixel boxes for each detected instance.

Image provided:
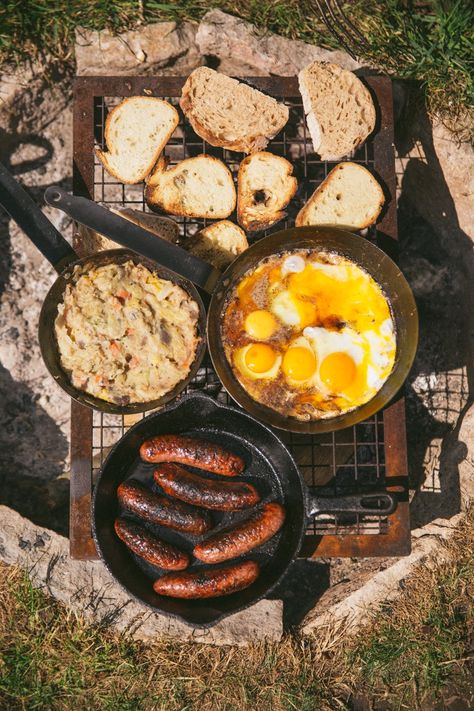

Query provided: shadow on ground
[394,83,473,529]
[0,69,73,535]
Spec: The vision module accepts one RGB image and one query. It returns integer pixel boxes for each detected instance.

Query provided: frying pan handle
[0,162,76,272]
[307,491,397,517]
[44,186,221,294]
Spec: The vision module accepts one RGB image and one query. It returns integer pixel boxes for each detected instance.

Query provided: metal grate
[72,75,410,560]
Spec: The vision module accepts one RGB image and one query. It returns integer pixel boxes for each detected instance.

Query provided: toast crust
[237,152,297,232]
[145,155,236,219]
[96,97,179,184]
[295,162,384,229]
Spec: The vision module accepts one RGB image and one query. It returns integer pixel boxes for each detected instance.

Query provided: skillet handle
[307,491,397,517]
[0,162,76,272]
[44,186,221,294]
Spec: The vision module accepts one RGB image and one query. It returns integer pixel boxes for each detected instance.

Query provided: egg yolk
[293,295,317,328]
[244,344,277,373]
[245,310,277,339]
[282,347,317,381]
[319,352,357,392]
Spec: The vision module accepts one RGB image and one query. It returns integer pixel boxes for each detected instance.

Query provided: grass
[1,507,474,710]
[0,1,472,136]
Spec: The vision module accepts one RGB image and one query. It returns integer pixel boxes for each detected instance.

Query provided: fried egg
[281,336,318,385]
[235,343,282,380]
[303,325,395,406]
[271,290,317,328]
[244,310,277,339]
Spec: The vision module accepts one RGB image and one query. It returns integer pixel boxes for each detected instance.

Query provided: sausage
[193,502,285,564]
[140,435,244,476]
[153,463,260,511]
[117,480,212,535]
[114,518,189,571]
[153,560,259,599]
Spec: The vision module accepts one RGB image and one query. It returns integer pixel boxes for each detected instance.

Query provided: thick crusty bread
[237,152,297,232]
[180,67,289,154]
[188,220,248,270]
[295,162,384,229]
[96,97,179,184]
[145,155,236,219]
[298,62,376,161]
[76,207,179,254]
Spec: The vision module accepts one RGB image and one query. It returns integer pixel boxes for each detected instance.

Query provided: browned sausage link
[193,502,285,564]
[140,435,244,476]
[117,481,212,535]
[114,518,189,571]
[153,463,260,511]
[153,560,259,599]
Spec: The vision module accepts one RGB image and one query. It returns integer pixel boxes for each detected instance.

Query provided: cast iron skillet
[92,392,397,627]
[0,162,209,414]
[48,186,418,433]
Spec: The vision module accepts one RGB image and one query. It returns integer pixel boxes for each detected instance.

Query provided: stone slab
[0,505,283,645]
[75,21,202,76]
[196,9,361,76]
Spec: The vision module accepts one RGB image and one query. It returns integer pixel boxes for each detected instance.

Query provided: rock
[196,9,362,76]
[0,505,283,645]
[75,22,202,76]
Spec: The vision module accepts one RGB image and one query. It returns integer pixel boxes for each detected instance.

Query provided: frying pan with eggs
[46,188,418,433]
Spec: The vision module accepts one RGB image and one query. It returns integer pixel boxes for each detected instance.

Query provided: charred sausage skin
[117,480,212,535]
[153,463,260,511]
[114,518,189,570]
[140,435,244,476]
[193,502,285,564]
[153,560,259,599]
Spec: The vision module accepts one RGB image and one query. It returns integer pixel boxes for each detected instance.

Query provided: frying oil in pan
[116,427,286,591]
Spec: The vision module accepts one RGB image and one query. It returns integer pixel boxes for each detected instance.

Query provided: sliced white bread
[237,152,298,232]
[188,220,248,270]
[145,155,236,219]
[76,207,179,254]
[295,162,384,230]
[180,67,289,153]
[96,97,179,184]
[298,62,376,160]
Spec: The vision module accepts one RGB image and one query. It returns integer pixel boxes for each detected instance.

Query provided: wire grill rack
[72,75,410,560]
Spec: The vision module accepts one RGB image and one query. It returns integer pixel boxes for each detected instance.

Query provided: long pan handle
[0,162,77,272]
[307,491,397,517]
[44,186,221,294]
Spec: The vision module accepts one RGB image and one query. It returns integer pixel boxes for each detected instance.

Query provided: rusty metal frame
[71,75,410,560]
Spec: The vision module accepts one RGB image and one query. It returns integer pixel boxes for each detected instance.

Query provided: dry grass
[0,507,473,710]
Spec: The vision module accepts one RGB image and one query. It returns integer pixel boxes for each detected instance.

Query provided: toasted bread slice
[145,155,236,219]
[295,162,384,230]
[237,152,297,232]
[180,67,289,153]
[188,220,248,270]
[298,62,376,160]
[96,97,179,184]
[76,207,179,254]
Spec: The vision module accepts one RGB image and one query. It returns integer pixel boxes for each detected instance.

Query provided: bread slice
[180,67,289,153]
[298,62,376,160]
[295,162,384,229]
[188,220,248,270]
[145,155,236,219]
[76,207,179,254]
[237,152,297,232]
[96,97,179,184]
